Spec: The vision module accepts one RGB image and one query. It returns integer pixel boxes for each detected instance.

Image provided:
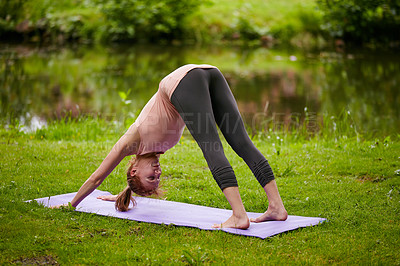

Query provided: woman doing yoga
[59,64,288,229]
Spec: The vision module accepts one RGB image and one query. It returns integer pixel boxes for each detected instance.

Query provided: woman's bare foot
[250,206,288,223]
[251,180,288,223]
[212,214,250,229]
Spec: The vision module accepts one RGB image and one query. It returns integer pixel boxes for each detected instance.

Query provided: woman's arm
[67,124,140,208]
[69,146,126,207]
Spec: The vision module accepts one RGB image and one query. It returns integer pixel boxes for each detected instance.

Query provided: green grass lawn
[1,121,399,264]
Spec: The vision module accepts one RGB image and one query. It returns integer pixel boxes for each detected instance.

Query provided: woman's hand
[97,195,118,202]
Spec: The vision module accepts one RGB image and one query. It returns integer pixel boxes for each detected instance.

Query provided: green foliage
[317,0,400,45]
[187,0,324,45]
[99,0,202,42]
[0,0,103,42]
[0,0,202,43]
[225,4,268,41]
[1,0,399,46]
[0,0,24,19]
[231,16,262,41]
[0,0,26,31]
[41,8,105,43]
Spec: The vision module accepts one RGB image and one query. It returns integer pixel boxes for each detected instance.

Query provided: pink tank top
[133,64,217,155]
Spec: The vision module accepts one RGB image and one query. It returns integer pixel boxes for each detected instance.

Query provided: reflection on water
[1,43,399,136]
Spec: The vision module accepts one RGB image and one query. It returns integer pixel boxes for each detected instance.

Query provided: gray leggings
[171,68,275,190]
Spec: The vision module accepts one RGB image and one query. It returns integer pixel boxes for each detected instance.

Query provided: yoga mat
[31,190,326,239]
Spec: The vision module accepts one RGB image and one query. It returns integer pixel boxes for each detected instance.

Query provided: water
[1,43,399,136]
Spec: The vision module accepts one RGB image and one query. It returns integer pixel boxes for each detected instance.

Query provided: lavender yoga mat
[32,190,326,239]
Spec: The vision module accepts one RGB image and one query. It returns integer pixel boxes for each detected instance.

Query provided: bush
[0,0,26,33]
[99,0,203,42]
[0,0,203,43]
[0,0,102,43]
[317,0,400,46]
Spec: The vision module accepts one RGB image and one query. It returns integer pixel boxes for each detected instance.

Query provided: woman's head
[115,153,162,211]
[128,152,162,193]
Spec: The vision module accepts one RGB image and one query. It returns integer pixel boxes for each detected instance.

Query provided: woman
[59,64,287,229]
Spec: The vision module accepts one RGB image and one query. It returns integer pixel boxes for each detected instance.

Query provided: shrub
[99,0,203,42]
[0,0,203,43]
[0,0,103,43]
[317,0,400,46]
[0,0,26,33]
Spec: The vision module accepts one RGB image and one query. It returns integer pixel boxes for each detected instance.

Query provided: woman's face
[134,153,162,192]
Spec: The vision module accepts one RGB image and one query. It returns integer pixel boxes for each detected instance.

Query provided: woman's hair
[115,155,160,212]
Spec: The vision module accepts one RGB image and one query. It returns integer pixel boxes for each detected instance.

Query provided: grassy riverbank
[1,118,399,264]
[187,0,322,46]
[1,0,322,46]
[2,0,399,47]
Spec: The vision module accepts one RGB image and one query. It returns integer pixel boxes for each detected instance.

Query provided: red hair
[115,155,160,212]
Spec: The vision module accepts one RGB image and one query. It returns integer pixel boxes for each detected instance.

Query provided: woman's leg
[171,68,249,229]
[206,68,287,222]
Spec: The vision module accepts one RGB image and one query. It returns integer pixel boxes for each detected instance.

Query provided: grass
[192,0,318,31]
[186,0,323,45]
[1,117,400,264]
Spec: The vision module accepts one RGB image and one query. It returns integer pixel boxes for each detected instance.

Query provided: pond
[1,43,399,137]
